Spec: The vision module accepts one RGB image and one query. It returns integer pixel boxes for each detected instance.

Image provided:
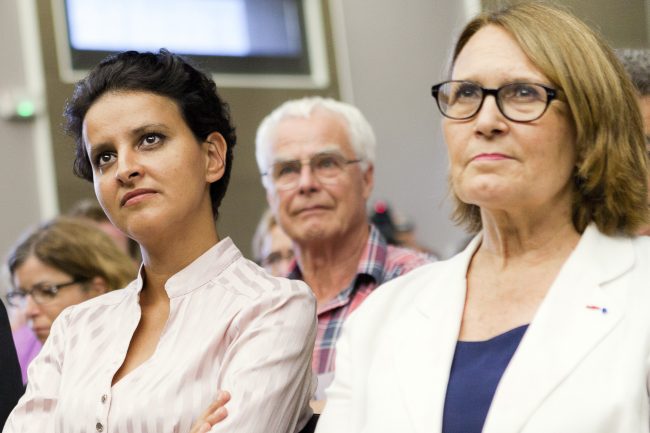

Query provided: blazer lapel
[483,226,634,433]
[392,235,481,433]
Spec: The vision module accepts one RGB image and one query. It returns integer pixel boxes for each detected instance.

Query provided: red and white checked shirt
[288,225,433,377]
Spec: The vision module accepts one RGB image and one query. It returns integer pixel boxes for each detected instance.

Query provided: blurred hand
[190,390,231,433]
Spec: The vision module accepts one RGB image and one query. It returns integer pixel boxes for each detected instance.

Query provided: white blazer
[316,225,650,433]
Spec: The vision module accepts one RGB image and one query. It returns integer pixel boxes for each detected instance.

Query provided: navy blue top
[442,324,529,433]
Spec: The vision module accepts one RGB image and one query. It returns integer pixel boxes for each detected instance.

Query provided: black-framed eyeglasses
[262,151,362,191]
[431,80,560,122]
[7,279,88,308]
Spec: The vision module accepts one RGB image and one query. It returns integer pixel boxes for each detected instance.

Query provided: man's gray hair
[255,97,376,188]
[617,48,650,95]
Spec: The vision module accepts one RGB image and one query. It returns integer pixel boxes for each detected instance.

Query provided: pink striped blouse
[5,238,316,433]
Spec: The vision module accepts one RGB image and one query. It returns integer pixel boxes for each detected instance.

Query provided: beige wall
[0,0,56,290]
[482,0,648,48]
[329,0,472,257]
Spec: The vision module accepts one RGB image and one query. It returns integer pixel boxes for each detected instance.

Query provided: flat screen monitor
[52,0,328,88]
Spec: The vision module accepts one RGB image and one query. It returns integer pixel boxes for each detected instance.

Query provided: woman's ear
[88,276,109,296]
[204,132,227,183]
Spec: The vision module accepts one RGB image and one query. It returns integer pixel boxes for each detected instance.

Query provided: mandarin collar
[133,237,242,299]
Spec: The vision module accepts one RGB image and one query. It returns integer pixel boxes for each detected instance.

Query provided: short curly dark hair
[63,49,236,219]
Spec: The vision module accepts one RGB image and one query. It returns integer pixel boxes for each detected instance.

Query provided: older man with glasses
[255,97,432,401]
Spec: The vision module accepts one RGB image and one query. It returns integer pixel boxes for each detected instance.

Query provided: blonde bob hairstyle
[449,2,648,235]
[7,217,136,292]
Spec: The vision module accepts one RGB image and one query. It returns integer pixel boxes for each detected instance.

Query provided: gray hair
[617,48,650,95]
[255,97,376,188]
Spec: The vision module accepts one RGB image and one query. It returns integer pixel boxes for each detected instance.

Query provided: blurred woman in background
[252,208,295,277]
[68,198,140,260]
[6,217,136,380]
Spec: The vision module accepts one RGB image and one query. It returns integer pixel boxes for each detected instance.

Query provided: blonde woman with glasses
[7,217,136,344]
[7,216,136,385]
[317,3,650,433]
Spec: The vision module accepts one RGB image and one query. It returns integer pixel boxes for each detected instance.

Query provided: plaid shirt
[288,224,433,375]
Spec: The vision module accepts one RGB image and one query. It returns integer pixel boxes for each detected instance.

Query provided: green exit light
[16,100,35,118]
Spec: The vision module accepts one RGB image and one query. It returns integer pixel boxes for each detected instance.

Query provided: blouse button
[101,394,107,404]
[96,422,104,432]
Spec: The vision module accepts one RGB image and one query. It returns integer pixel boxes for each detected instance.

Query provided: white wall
[0,0,56,291]
[329,0,476,257]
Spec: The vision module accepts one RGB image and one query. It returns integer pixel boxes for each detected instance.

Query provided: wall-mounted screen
[53,0,328,88]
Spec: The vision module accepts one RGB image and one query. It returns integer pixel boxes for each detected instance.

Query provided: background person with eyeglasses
[251,208,295,277]
[6,217,136,382]
[255,97,433,404]
[317,3,650,433]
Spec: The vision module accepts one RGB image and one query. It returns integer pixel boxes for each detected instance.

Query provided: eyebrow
[86,123,171,159]
[15,281,51,292]
[452,73,550,84]
[131,123,169,135]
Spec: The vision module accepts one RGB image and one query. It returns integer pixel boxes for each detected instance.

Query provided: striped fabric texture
[288,225,433,377]
[5,238,316,433]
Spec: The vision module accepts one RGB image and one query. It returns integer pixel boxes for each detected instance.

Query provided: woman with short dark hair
[5,50,316,433]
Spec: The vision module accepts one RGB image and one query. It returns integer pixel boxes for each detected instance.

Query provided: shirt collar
[356,224,390,285]
[287,224,389,300]
[134,237,242,299]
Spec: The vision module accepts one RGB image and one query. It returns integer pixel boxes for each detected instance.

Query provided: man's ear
[88,276,109,296]
[204,132,228,183]
[362,162,374,200]
[266,187,278,214]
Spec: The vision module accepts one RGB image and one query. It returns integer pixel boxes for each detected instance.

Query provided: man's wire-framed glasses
[262,151,362,191]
